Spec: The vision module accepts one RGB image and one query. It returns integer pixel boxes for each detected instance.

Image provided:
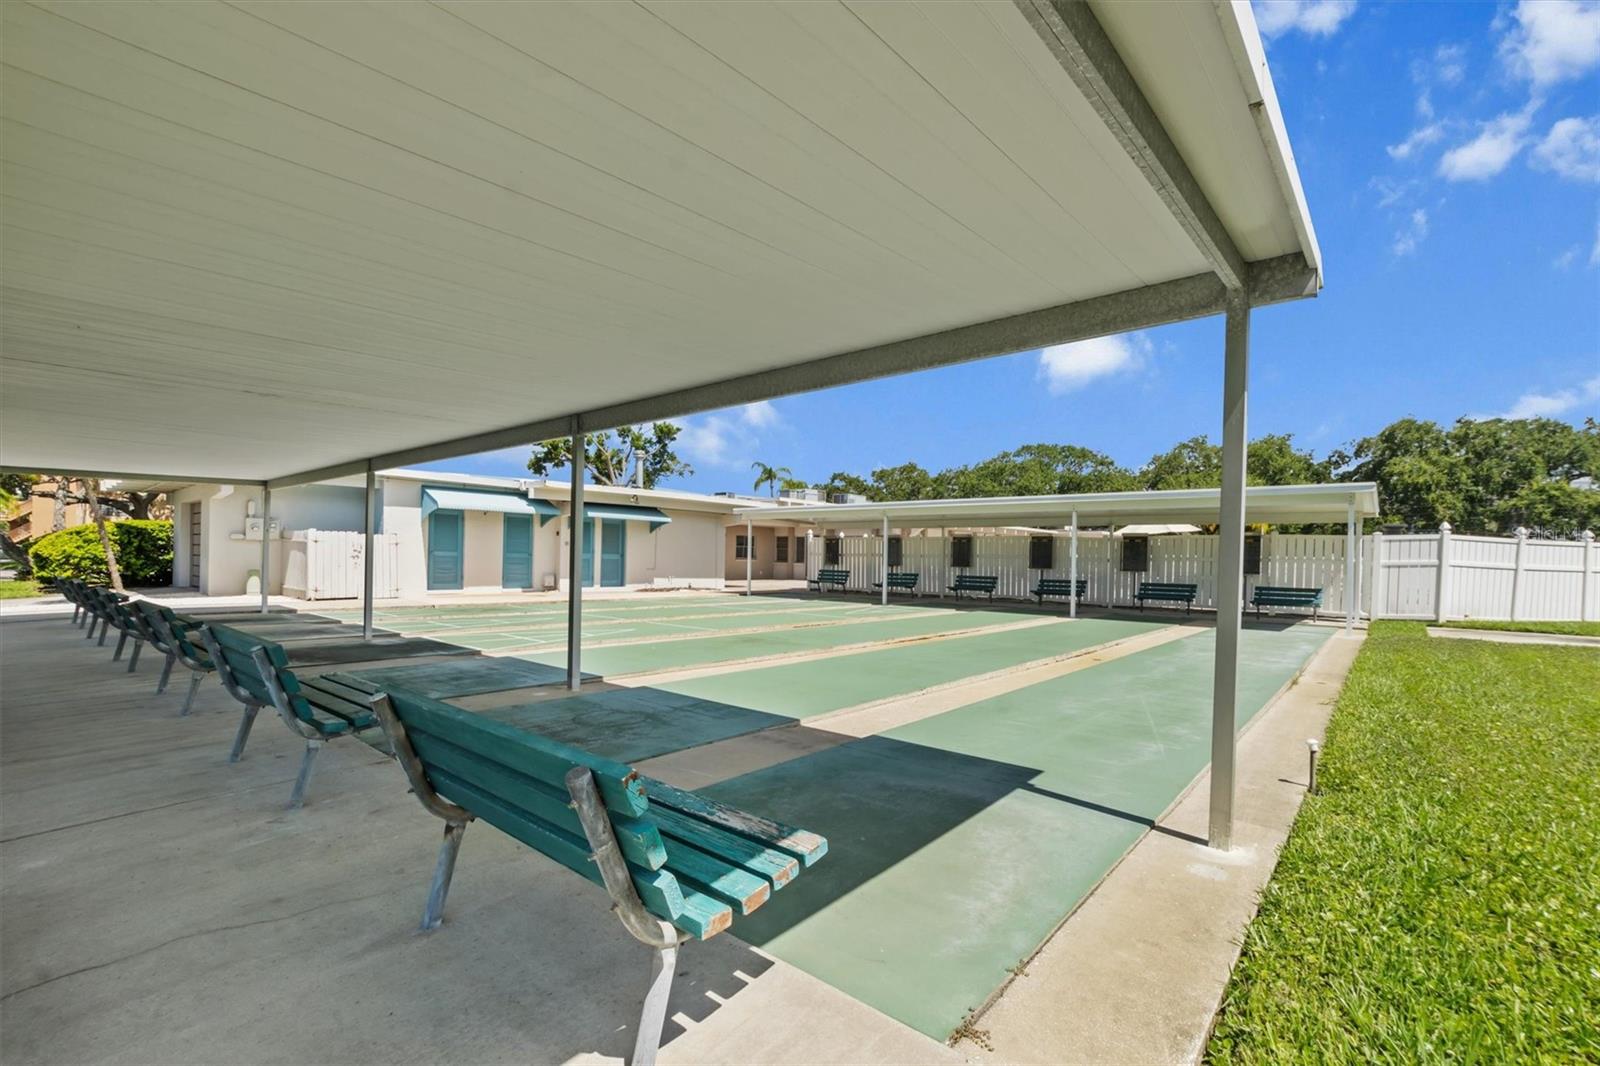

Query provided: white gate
[283,529,401,601]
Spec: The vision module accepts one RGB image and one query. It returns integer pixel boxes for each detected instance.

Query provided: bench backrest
[141,603,210,665]
[1253,585,1322,597]
[1035,578,1085,591]
[886,571,918,585]
[203,623,320,726]
[952,574,998,589]
[1138,582,1197,593]
[816,568,849,582]
[378,685,725,937]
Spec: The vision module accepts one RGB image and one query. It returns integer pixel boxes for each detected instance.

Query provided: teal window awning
[422,486,560,520]
[579,503,672,531]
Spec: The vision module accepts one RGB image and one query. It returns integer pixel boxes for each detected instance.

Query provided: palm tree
[751,461,792,497]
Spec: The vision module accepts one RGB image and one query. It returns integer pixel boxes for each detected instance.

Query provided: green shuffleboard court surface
[346,657,588,698]
[419,605,914,648]
[478,618,1168,764]
[656,616,1168,719]
[700,623,1334,1039]
[520,607,1044,677]
[482,688,791,763]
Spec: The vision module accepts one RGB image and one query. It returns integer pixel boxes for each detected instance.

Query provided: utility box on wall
[242,517,281,541]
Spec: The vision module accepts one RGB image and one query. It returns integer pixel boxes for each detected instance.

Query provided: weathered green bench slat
[295,678,379,729]
[407,728,668,871]
[425,766,710,935]
[390,696,649,817]
[650,806,799,890]
[640,775,827,867]
[653,837,770,916]
[874,571,919,587]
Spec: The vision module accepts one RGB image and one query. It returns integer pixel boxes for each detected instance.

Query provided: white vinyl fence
[1369,525,1597,622]
[282,529,401,601]
[807,526,1599,622]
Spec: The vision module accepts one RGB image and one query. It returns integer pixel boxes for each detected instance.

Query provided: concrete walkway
[1426,626,1600,648]
[0,617,955,1066]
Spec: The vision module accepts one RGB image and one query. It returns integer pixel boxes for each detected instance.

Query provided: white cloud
[1500,375,1600,419]
[1391,209,1429,256]
[1438,110,1534,181]
[1037,333,1152,394]
[1434,43,1468,85]
[1499,0,1600,88]
[1554,245,1580,269]
[1388,123,1444,161]
[1371,175,1422,207]
[1254,0,1357,38]
[1532,115,1600,182]
[676,401,783,470]
[737,400,780,429]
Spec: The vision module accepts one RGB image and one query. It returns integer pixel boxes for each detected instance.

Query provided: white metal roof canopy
[737,484,1381,529]
[1,0,1317,485]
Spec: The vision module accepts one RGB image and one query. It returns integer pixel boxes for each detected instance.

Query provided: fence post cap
[1514,526,1528,539]
[1583,530,1595,543]
[1438,521,1452,533]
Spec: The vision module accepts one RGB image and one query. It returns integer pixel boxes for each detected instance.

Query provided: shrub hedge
[29,520,174,585]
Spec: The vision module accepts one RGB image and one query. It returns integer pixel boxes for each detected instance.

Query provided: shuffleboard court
[415,605,919,650]
[481,688,790,763]
[286,638,475,668]
[345,657,585,699]
[697,623,1334,1039]
[653,616,1170,719]
[521,607,1046,677]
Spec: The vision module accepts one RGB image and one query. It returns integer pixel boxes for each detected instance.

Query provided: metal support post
[259,485,271,613]
[1209,295,1249,851]
[567,420,584,691]
[363,463,376,640]
[881,515,889,605]
[745,518,753,596]
[1069,509,1079,618]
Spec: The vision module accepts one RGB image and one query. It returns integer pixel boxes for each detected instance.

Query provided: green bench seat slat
[656,836,771,916]
[407,727,668,871]
[651,806,800,891]
[385,690,649,817]
[296,677,381,729]
[423,766,722,936]
[640,776,827,867]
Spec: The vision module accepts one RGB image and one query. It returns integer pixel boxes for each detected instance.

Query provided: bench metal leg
[181,670,204,716]
[287,738,323,809]
[85,615,97,639]
[631,941,679,1066]
[420,821,468,931]
[113,629,129,660]
[228,703,260,761]
[157,653,176,693]
[127,640,142,672]
[71,604,82,625]
[97,622,110,647]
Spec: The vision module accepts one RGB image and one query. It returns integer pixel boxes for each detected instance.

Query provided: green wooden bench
[57,577,92,626]
[872,571,920,595]
[808,567,849,593]
[1250,585,1323,620]
[1134,582,1198,614]
[364,684,828,1065]
[948,573,998,601]
[134,602,218,715]
[81,586,128,645]
[1032,577,1087,605]
[197,623,388,807]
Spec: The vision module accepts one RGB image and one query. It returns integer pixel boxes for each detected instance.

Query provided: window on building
[775,536,789,563]
[795,536,807,563]
[950,535,974,568]
[735,535,750,560]
[1120,534,1149,572]
[824,537,841,565]
[1244,534,1263,576]
[1029,535,1054,570]
[887,536,903,568]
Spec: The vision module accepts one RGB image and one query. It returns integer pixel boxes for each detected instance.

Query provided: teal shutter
[502,515,533,589]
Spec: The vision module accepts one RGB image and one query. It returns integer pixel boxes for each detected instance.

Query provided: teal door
[427,511,463,590]
[600,519,626,587]
[581,518,595,588]
[502,515,533,589]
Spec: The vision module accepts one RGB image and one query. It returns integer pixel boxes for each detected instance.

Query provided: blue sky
[422,0,1600,496]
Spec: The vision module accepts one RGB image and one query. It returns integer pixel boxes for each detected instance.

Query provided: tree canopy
[527,423,692,488]
[805,417,1598,536]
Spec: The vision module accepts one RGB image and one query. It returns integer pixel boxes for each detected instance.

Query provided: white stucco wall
[382,479,428,598]
[462,510,503,590]
[629,512,725,585]
[725,524,804,580]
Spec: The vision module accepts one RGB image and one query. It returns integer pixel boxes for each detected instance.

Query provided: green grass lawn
[1440,618,1600,638]
[1207,622,1600,1063]
[0,578,45,600]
